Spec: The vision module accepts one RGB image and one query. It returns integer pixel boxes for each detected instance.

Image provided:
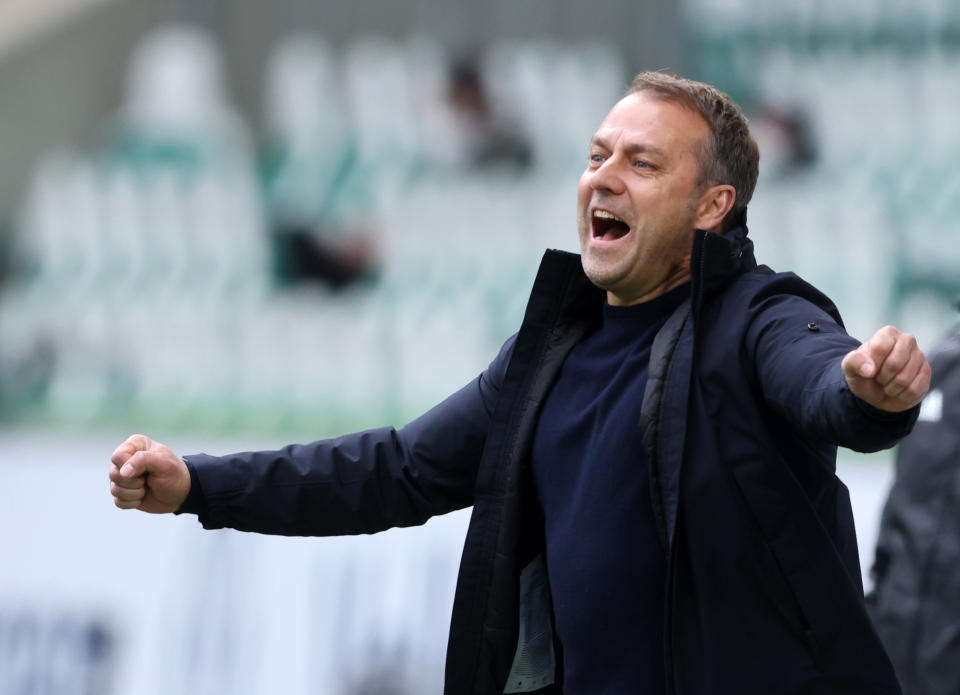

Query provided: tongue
[603,221,630,240]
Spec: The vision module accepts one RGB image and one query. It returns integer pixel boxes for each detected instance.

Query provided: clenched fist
[109,434,190,513]
[841,325,931,413]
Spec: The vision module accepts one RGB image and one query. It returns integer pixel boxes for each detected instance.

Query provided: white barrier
[0,430,469,695]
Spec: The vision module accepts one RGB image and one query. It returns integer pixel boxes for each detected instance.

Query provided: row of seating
[0,161,565,431]
[685,0,960,35]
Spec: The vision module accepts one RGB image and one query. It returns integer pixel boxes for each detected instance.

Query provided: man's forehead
[592,93,709,152]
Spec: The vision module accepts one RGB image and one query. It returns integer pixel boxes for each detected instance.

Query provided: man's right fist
[109,434,190,514]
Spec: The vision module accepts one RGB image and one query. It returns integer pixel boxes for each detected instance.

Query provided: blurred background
[0,0,957,693]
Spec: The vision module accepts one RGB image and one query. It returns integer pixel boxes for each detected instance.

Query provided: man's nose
[589,157,626,195]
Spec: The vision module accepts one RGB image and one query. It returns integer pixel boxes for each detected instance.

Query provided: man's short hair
[627,72,759,231]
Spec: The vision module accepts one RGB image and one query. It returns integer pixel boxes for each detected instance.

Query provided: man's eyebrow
[589,136,667,159]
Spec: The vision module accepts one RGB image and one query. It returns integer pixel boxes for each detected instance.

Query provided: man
[109,72,931,694]
[868,315,960,695]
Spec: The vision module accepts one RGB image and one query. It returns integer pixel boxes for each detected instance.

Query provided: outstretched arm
[747,292,929,451]
[108,335,516,536]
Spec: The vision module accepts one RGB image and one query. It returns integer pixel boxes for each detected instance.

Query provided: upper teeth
[594,210,624,223]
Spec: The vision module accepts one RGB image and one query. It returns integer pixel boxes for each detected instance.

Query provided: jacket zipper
[665,229,711,695]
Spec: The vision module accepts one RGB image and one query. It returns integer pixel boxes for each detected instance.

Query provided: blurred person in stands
[443,57,532,171]
[109,72,930,695]
[868,309,960,695]
[749,102,817,179]
[260,35,378,291]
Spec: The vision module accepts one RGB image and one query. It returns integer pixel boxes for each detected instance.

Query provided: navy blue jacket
[183,223,916,694]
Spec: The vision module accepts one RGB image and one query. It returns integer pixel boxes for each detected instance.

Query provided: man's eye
[634,160,651,169]
[589,154,605,164]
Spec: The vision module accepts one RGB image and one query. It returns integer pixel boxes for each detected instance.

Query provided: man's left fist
[841,325,931,413]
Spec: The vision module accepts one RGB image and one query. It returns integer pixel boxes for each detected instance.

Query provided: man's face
[577,92,711,305]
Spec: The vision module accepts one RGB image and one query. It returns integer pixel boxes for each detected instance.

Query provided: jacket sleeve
[178,334,517,536]
[744,289,918,453]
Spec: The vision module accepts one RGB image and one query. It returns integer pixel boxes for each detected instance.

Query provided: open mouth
[591,209,630,241]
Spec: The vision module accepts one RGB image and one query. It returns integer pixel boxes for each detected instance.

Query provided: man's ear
[694,184,736,233]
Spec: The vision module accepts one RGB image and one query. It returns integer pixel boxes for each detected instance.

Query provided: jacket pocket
[748,523,811,641]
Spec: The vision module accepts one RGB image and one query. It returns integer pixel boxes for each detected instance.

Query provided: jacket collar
[690,216,757,316]
[539,215,757,322]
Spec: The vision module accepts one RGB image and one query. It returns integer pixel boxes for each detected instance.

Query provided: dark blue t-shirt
[531,283,689,694]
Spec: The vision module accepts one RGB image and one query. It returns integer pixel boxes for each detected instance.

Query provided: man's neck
[607,270,691,307]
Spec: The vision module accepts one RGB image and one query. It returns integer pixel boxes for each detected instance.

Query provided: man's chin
[580,257,622,292]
